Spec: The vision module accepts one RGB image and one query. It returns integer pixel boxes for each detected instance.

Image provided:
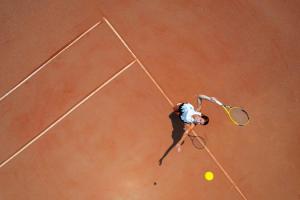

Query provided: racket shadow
[158,112,184,166]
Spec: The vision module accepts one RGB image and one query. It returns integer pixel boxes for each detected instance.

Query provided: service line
[0,59,136,168]
[0,21,102,103]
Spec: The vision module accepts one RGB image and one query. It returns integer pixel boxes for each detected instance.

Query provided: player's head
[194,114,209,125]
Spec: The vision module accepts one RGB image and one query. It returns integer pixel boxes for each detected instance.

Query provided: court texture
[0,1,299,199]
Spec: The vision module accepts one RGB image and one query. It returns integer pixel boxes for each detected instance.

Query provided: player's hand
[176,144,182,152]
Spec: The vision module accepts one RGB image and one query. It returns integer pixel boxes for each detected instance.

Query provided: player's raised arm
[196,95,223,111]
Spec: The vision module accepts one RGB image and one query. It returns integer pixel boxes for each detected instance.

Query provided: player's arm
[196,95,223,111]
[176,123,195,147]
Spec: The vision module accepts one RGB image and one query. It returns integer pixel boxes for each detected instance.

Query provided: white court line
[103,16,248,200]
[0,21,102,103]
[103,17,174,107]
[190,130,248,200]
[0,60,136,169]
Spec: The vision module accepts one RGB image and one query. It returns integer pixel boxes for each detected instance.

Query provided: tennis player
[173,95,221,152]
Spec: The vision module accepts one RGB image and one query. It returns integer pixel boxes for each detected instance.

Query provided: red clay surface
[0,1,102,97]
[0,23,132,162]
[1,1,300,200]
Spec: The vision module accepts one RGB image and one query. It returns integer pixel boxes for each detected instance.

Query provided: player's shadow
[158,112,184,166]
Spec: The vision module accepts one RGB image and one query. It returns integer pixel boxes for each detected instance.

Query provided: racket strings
[188,135,206,149]
[229,107,249,125]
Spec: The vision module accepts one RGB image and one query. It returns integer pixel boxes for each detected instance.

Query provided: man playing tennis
[173,95,221,152]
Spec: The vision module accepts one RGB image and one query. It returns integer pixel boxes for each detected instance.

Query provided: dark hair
[201,114,209,125]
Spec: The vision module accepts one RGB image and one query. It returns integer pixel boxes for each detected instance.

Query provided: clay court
[0,1,299,199]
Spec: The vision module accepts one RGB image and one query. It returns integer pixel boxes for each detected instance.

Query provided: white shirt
[180,103,202,123]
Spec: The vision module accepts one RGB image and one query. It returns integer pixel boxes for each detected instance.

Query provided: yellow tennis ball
[204,171,214,181]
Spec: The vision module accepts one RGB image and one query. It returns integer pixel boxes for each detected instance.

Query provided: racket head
[188,134,206,150]
[224,106,250,126]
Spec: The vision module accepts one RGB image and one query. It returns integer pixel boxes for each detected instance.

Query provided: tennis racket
[188,134,206,150]
[201,96,250,126]
[220,104,250,126]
